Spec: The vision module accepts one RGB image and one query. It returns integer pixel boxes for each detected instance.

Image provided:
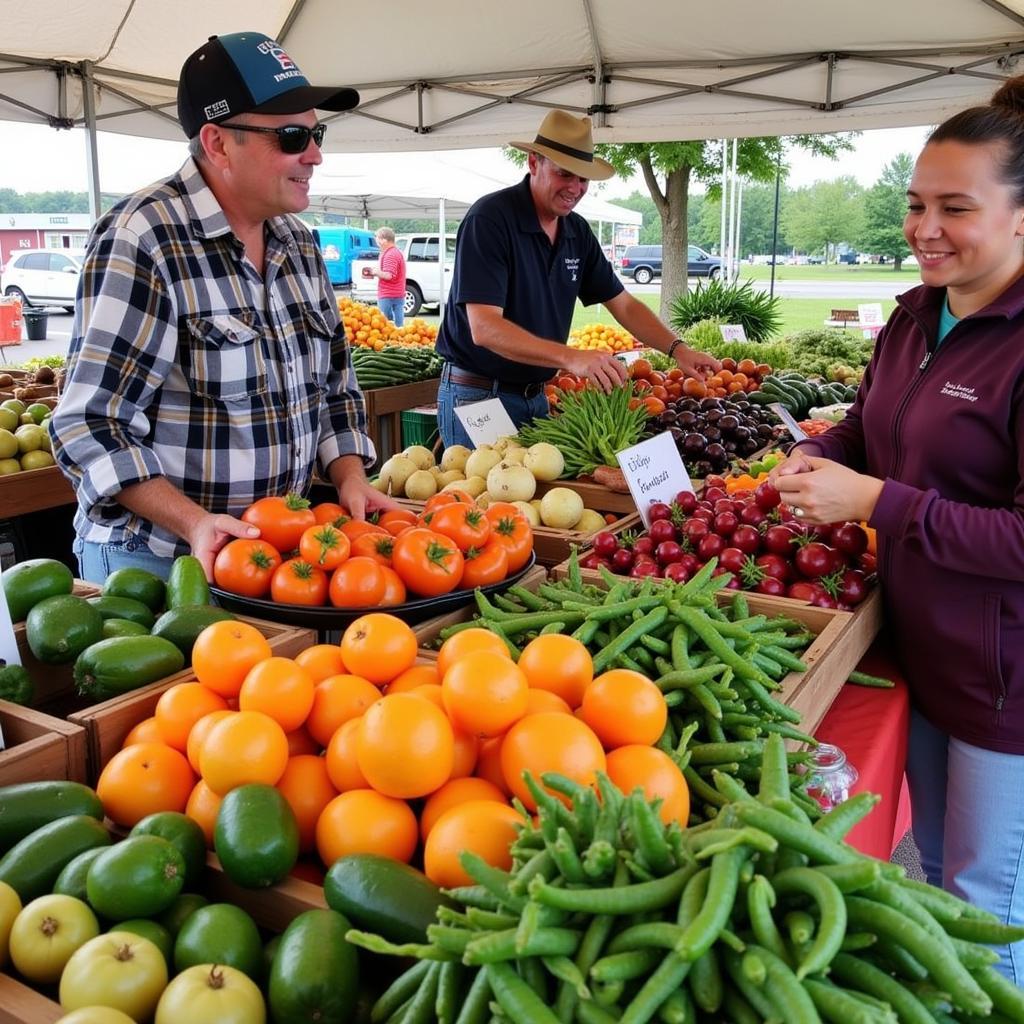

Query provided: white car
[2,248,85,312]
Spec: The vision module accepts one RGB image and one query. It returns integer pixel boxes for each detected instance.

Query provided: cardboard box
[0,701,87,785]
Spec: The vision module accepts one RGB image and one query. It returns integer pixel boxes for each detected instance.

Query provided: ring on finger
[793,506,805,517]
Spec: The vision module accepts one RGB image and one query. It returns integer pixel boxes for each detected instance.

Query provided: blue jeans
[74,537,176,585]
[437,364,549,449]
[906,707,1024,982]
[378,296,405,327]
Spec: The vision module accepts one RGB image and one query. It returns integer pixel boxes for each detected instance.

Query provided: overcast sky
[0,118,933,201]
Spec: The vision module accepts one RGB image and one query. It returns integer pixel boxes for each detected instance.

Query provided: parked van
[312,227,378,286]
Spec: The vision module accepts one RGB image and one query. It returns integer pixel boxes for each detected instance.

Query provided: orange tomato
[191,620,273,699]
[185,709,233,773]
[460,540,509,589]
[97,742,196,827]
[628,359,653,380]
[185,779,222,847]
[605,745,690,825]
[324,718,369,792]
[484,507,533,572]
[270,558,329,606]
[579,669,667,749]
[340,613,417,685]
[524,689,572,715]
[442,651,529,738]
[411,683,444,710]
[339,520,390,543]
[420,776,507,840]
[499,712,606,810]
[285,726,320,757]
[450,727,479,780]
[378,566,407,606]
[328,556,387,608]
[241,493,316,553]
[212,538,282,598]
[682,378,707,399]
[517,634,594,709]
[294,643,348,683]
[122,717,164,747]
[642,397,666,416]
[375,508,419,536]
[238,657,316,733]
[311,501,350,527]
[356,693,455,799]
[297,523,350,571]
[305,673,381,748]
[429,504,491,553]
[386,663,439,693]
[474,736,512,796]
[316,789,419,865]
[436,627,510,679]
[276,755,338,852]
[154,682,230,752]
[424,490,475,514]
[423,800,522,888]
[199,710,290,795]
[350,531,395,567]
[391,528,465,598]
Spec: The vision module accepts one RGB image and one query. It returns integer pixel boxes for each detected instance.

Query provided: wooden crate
[0,464,76,518]
[67,620,316,783]
[0,701,87,785]
[363,378,441,465]
[534,477,637,515]
[413,564,548,660]
[0,975,62,1024]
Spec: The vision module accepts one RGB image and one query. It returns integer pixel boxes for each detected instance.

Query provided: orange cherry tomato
[298,523,351,571]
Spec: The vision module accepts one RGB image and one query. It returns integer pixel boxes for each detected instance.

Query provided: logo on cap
[204,99,230,119]
[257,39,295,71]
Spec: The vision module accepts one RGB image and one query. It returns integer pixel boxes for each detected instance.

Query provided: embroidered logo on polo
[939,381,979,403]
[564,257,580,282]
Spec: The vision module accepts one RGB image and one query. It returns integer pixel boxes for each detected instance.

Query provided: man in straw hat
[52,31,393,584]
[436,109,719,447]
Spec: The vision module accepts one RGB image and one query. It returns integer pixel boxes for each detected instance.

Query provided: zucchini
[0,814,111,901]
[74,635,185,700]
[0,781,104,853]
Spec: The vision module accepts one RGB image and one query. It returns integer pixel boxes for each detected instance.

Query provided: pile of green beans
[348,736,1024,1024]
[437,554,823,825]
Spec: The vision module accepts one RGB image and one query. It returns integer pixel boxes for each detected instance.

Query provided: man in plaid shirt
[51,32,392,582]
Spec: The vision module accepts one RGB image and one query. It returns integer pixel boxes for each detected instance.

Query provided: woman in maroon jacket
[772,74,1024,981]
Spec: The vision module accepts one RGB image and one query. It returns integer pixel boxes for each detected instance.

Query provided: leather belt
[445,364,548,399]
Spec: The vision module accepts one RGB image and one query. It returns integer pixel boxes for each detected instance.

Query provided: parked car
[351,234,456,316]
[1,248,85,312]
[618,244,721,284]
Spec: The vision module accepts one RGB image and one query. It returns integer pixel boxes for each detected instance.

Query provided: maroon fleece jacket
[798,277,1024,753]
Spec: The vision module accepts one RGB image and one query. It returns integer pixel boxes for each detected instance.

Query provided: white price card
[455,398,519,449]
[616,431,694,528]
[857,303,885,327]
[768,402,808,442]
[719,324,748,342]
[617,349,644,366]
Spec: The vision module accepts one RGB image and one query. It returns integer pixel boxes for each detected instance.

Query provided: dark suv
[619,245,721,284]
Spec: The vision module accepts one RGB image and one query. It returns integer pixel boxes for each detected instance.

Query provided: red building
[0,214,91,269]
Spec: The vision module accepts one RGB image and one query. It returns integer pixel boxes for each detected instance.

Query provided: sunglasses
[219,121,327,154]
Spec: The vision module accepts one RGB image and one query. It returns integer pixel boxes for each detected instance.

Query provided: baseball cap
[177,31,359,139]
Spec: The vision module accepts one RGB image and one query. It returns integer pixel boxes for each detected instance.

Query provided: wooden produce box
[531,511,641,568]
[534,477,637,515]
[363,378,441,466]
[67,621,316,784]
[0,975,62,1024]
[0,701,87,785]
[0,464,76,518]
[413,564,548,661]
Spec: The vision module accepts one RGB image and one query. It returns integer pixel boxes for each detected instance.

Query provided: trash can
[23,310,48,341]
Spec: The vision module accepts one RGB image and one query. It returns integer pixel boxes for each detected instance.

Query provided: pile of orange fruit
[95,614,689,887]
[567,323,640,353]
[337,297,437,350]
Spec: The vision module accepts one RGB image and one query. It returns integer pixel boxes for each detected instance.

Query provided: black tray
[209,552,537,629]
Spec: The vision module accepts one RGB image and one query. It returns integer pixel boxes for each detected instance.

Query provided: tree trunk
[894,257,903,271]
[640,157,692,321]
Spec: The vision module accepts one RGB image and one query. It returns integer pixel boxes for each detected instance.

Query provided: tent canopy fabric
[306,154,642,225]
[3,0,1024,150]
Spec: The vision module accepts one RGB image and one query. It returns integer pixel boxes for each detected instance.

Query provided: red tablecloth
[813,640,912,860]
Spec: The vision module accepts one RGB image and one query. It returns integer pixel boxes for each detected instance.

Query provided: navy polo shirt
[436,174,624,386]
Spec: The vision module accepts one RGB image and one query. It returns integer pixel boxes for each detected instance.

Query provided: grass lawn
[568,293,897,337]
[739,263,921,284]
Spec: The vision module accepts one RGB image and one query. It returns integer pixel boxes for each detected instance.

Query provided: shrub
[668,278,783,342]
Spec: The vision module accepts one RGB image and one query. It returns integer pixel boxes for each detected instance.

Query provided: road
[5,271,910,364]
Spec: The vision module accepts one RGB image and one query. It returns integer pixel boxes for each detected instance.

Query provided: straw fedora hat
[510,110,614,181]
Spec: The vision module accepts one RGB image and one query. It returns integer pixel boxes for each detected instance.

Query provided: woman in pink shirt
[371,226,407,326]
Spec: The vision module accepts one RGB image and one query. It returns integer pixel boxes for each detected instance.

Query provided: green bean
[724,800,867,865]
[591,978,626,1007]
[722,947,782,1021]
[654,665,725,691]
[463,926,581,965]
[693,826,778,860]
[814,861,882,893]
[682,765,728,809]
[721,987,762,1024]
[627,791,675,876]
[840,932,878,951]
[745,944,822,1024]
[453,967,492,1024]
[656,987,694,1024]
[529,861,697,916]
[688,740,764,765]
[846,670,896,688]
[872,937,929,981]
[347,930,454,960]
[972,963,1024,1019]
[688,945,723,1013]
[399,961,442,1024]
[485,961,562,1024]
[864,878,957,954]
[428,925,476,956]
[711,769,752,802]
[493,593,528,613]
[894,877,968,923]
[757,732,790,805]
[590,948,664,982]
[803,977,895,1024]
[740,674,803,722]
[944,916,1024,944]
[784,910,816,946]
[760,644,808,673]
[574,1002,621,1024]
[752,651,787,680]
[520,955,549,999]
[593,607,670,674]
[813,792,881,840]
[747,874,791,963]
[371,960,434,1024]
[465,908,519,931]
[459,851,527,913]
[442,884,502,910]
[771,866,847,978]
[760,720,819,744]
[540,956,590,1001]
[829,952,936,1024]
[675,846,750,961]
[844,896,992,1015]
[435,960,463,1024]
[673,605,777,687]
[950,936,1000,969]
[670,624,691,671]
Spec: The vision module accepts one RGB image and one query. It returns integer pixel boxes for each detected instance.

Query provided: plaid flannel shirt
[50,158,375,558]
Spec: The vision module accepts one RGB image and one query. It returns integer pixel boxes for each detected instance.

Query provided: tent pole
[719,141,728,282]
[439,197,448,307]
[80,62,103,221]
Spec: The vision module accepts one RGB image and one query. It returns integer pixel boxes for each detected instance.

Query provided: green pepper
[0,661,33,705]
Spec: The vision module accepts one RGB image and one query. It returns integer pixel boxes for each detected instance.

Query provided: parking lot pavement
[3,309,74,362]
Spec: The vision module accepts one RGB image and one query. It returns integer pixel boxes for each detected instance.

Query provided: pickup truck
[350,234,456,317]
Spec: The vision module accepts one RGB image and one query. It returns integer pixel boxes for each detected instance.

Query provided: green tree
[698,183,792,258]
[511,135,853,317]
[859,152,914,270]
[782,177,866,263]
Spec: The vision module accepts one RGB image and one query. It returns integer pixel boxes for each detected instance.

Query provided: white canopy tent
[2,0,1024,217]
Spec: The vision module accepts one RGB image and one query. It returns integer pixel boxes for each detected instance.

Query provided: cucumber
[102,567,167,612]
[165,556,211,610]
[86,595,157,629]
[52,846,107,901]
[324,853,456,944]
[0,814,111,902]
[0,781,104,853]
[1,558,74,622]
[74,635,185,701]
[150,605,235,663]
[86,834,186,919]
[214,784,299,888]
[25,594,105,664]
[268,909,360,1023]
